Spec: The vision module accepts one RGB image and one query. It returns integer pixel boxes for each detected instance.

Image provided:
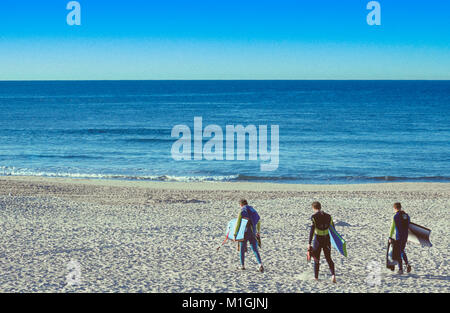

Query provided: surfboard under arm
[226,218,249,242]
[386,238,399,270]
[408,222,432,247]
[328,224,347,257]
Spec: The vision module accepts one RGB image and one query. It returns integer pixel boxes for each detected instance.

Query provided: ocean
[0,80,449,184]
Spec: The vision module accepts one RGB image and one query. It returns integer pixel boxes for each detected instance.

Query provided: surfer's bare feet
[239,266,245,270]
[314,277,319,281]
[258,264,264,273]
[331,275,337,283]
[397,269,404,275]
[406,265,412,273]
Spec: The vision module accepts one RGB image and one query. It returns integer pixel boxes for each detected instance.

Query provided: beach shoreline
[2,175,450,192]
[0,176,448,292]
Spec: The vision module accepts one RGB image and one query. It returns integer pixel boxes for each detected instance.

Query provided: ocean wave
[0,92,261,100]
[324,175,450,182]
[235,174,299,181]
[1,167,449,183]
[0,128,173,137]
[234,175,450,182]
[367,176,450,182]
[61,128,172,136]
[120,138,177,143]
[0,154,103,160]
[0,167,239,182]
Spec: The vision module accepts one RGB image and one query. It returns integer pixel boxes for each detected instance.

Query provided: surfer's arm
[308,222,315,245]
[256,221,261,234]
[389,218,395,238]
[330,217,335,228]
[234,212,242,238]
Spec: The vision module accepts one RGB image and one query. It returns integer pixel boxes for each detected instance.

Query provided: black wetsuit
[389,210,410,271]
[309,211,335,279]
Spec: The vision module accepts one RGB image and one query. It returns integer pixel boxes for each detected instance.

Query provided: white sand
[0,176,449,293]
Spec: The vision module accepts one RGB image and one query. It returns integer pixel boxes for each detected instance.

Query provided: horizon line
[1,79,450,82]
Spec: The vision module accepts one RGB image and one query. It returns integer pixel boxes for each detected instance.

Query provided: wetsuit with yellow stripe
[309,211,335,279]
[389,210,410,271]
[234,212,261,236]
[234,206,262,266]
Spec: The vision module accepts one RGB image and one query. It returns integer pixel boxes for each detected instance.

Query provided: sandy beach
[0,176,448,293]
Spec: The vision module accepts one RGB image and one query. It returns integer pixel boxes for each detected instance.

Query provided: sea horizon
[1,79,450,82]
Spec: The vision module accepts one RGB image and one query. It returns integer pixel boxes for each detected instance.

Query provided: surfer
[389,202,412,274]
[234,199,264,273]
[308,202,336,283]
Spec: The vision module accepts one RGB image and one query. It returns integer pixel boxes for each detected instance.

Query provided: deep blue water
[0,80,449,184]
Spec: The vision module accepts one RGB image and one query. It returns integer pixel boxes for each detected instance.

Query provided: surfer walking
[308,202,337,283]
[234,199,264,273]
[388,202,412,274]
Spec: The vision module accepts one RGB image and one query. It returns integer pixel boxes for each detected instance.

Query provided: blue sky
[0,0,449,80]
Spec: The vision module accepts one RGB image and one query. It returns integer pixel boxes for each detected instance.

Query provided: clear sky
[0,0,449,80]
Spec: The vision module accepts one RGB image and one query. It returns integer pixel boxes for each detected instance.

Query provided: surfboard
[408,222,432,247]
[226,218,249,242]
[328,224,347,257]
[386,239,399,270]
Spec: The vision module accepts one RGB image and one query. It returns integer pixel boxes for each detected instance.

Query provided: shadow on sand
[392,273,450,282]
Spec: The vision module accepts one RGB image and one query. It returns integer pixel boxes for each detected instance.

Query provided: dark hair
[240,199,248,206]
[312,201,321,210]
[393,202,402,210]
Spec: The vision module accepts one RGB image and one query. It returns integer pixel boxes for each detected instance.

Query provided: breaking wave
[1,167,449,183]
